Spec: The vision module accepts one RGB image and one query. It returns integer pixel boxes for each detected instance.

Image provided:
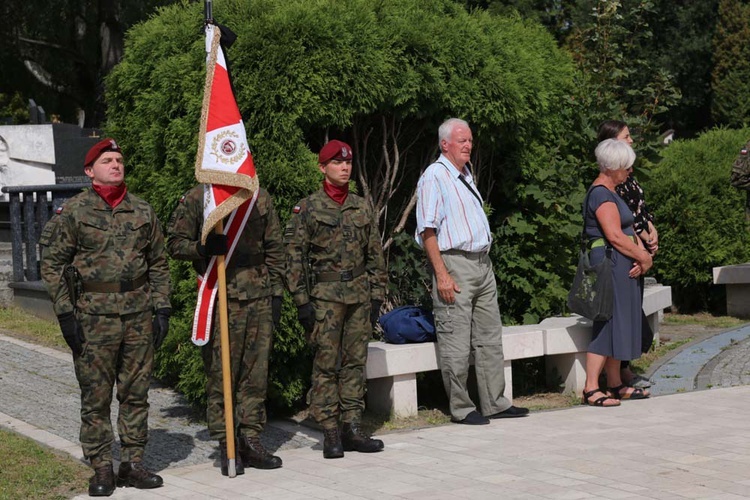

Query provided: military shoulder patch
[293,206,301,214]
[55,206,64,214]
[179,194,186,203]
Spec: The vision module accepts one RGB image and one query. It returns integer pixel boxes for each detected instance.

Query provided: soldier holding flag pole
[167,9,282,478]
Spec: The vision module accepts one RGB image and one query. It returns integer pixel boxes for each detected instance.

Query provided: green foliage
[107,0,577,410]
[647,127,750,311]
[712,0,750,127]
[385,233,433,311]
[0,93,29,124]
[655,1,718,135]
[565,0,681,136]
[492,141,585,324]
[0,1,178,126]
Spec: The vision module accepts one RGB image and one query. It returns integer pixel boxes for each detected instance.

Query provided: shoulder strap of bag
[438,161,483,204]
[580,185,612,254]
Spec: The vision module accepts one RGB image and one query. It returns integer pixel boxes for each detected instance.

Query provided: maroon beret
[318,140,353,164]
[84,138,122,168]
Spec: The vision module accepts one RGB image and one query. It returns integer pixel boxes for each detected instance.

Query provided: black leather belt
[314,264,366,283]
[83,274,147,293]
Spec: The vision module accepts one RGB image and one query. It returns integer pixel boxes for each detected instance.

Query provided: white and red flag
[192,23,258,346]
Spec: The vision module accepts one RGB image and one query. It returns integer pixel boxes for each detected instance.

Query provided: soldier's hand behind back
[57,312,85,356]
[297,303,315,336]
[152,308,171,349]
[272,296,282,329]
[198,233,228,256]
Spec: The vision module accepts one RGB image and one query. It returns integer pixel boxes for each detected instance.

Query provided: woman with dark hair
[581,139,653,407]
[597,120,658,389]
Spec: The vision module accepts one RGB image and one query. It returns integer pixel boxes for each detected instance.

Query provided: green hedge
[105,0,576,413]
[648,127,750,312]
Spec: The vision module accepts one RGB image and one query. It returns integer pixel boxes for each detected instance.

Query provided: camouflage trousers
[73,310,154,468]
[203,296,272,441]
[309,299,370,429]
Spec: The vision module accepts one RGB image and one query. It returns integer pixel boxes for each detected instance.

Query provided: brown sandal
[582,389,620,407]
[608,384,649,400]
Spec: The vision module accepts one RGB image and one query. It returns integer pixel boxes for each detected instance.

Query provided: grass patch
[662,312,746,329]
[630,337,692,374]
[0,307,64,349]
[0,428,89,499]
[363,408,452,434]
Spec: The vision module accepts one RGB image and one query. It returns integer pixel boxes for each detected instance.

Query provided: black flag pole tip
[204,0,213,24]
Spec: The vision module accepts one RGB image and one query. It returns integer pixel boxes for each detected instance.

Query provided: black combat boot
[116,461,163,489]
[341,422,384,453]
[88,464,115,497]
[322,426,344,459]
[219,440,246,476]
[239,435,282,469]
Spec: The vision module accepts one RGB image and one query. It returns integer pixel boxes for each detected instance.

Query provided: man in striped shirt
[415,118,528,425]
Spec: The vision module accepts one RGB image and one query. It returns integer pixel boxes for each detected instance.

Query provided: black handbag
[567,186,614,321]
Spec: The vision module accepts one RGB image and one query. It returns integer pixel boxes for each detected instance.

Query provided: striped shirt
[415,154,492,253]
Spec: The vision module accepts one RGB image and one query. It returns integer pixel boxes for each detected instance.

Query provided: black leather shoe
[116,461,163,489]
[488,405,529,419]
[341,422,384,453]
[239,435,282,469]
[452,410,490,425]
[220,440,246,476]
[88,464,115,497]
[323,427,344,459]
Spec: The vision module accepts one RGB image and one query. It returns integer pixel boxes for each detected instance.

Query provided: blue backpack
[378,306,436,344]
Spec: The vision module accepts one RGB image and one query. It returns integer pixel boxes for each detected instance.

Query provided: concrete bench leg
[546,352,587,397]
[726,284,750,319]
[504,360,513,401]
[366,374,418,418]
[647,311,661,347]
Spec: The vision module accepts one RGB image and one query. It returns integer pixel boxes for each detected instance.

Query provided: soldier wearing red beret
[284,140,387,458]
[40,138,171,496]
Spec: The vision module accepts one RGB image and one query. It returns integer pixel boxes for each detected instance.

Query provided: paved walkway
[4,327,750,499]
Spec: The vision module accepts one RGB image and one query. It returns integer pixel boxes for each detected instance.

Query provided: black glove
[57,312,85,356]
[198,233,228,256]
[152,308,171,350]
[370,300,383,328]
[297,302,315,335]
[272,296,282,329]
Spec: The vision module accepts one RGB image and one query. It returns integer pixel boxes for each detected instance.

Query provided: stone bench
[365,283,672,417]
[713,264,750,319]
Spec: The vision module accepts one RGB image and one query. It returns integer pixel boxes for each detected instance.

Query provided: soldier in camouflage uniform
[284,140,387,459]
[731,140,750,221]
[167,185,284,474]
[40,138,171,497]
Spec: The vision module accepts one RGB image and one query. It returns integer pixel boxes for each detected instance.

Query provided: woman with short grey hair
[581,139,653,407]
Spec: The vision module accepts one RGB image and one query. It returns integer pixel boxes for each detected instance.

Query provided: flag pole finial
[204,0,213,24]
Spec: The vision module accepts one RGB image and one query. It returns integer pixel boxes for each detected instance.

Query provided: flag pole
[215,220,237,478]
[204,0,236,479]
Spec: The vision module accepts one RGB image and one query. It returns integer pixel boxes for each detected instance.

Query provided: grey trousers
[432,250,511,420]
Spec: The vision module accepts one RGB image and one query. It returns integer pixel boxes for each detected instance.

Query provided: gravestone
[0,123,98,200]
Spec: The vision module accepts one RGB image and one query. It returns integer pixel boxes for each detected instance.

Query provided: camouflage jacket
[731,140,750,190]
[167,185,285,300]
[284,188,386,306]
[40,188,171,316]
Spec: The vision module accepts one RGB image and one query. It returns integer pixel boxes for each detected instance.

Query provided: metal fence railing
[1,183,89,282]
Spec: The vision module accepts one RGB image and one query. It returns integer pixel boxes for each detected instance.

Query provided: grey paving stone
[0,333,316,472]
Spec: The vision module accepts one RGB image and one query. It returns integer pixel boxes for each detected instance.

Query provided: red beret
[318,140,353,164]
[84,138,122,168]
